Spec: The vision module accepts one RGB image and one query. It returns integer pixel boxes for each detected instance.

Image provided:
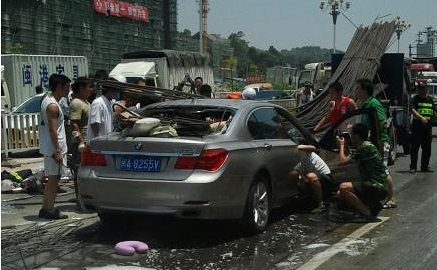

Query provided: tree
[223,56,237,69]
[225,31,342,77]
[248,64,258,76]
[228,32,250,77]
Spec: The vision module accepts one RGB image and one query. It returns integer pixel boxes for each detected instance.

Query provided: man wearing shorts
[336,123,388,221]
[39,74,71,219]
[355,78,396,209]
[290,144,334,212]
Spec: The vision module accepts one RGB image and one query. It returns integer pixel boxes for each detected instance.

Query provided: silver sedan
[78,99,378,233]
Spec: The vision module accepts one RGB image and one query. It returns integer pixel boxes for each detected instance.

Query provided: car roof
[143,98,277,110]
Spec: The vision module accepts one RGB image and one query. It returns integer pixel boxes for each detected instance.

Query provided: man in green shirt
[355,79,396,209]
[337,123,388,221]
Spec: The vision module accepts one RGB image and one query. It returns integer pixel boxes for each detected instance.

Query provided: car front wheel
[242,175,271,234]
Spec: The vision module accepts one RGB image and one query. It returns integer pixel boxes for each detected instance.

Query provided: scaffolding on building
[1,0,178,74]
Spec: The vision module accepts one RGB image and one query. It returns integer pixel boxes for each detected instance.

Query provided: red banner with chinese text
[93,0,149,23]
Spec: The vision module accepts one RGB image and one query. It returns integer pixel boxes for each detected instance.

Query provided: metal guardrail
[1,112,40,157]
[269,98,297,112]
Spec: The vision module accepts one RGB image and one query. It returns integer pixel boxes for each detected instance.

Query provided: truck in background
[109,50,214,92]
[297,62,332,92]
[266,66,298,89]
[415,71,437,103]
[1,54,89,111]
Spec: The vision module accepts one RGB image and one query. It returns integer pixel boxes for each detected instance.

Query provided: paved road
[2,139,437,270]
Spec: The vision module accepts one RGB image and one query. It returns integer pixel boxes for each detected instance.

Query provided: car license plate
[119,156,161,172]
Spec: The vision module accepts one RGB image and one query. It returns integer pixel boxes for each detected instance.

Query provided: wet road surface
[2,140,437,270]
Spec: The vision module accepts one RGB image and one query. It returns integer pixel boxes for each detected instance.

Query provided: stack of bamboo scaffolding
[95,79,205,101]
[296,21,396,130]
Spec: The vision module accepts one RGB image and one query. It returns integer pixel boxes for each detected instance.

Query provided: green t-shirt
[349,141,388,191]
[69,98,90,138]
[361,96,389,143]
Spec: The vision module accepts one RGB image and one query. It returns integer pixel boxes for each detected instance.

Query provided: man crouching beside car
[289,145,335,213]
[336,123,388,222]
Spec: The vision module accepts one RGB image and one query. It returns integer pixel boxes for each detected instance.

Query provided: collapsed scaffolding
[296,21,396,130]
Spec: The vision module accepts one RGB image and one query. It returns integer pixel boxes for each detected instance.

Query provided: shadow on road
[76,197,320,250]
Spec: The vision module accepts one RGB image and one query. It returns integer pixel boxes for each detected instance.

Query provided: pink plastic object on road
[114,241,149,256]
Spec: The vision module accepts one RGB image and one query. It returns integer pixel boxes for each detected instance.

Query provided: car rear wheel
[242,175,271,234]
[98,211,124,227]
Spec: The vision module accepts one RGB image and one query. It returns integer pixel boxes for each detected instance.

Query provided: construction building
[190,32,234,76]
[1,0,177,73]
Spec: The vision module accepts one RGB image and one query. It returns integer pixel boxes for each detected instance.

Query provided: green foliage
[223,56,237,69]
[248,64,258,76]
[227,31,340,77]
[3,43,23,54]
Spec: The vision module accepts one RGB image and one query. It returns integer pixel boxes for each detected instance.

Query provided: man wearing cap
[410,81,437,173]
[299,81,314,106]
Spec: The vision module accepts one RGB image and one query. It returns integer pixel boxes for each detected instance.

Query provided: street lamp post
[320,0,350,54]
[395,17,410,53]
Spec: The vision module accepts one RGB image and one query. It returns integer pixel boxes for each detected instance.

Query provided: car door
[275,108,313,201]
[247,107,299,206]
[317,108,380,182]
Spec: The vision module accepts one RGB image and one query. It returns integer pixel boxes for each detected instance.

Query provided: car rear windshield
[140,106,237,137]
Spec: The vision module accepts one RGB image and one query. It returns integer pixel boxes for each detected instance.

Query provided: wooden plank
[26,114,31,147]
[7,115,13,151]
[13,115,19,149]
[1,114,9,157]
[19,115,25,148]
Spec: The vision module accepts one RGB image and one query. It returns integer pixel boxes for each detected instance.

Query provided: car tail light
[81,146,106,166]
[175,149,228,172]
[175,156,197,170]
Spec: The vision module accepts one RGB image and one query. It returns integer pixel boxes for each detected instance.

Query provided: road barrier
[269,98,297,113]
[1,113,40,157]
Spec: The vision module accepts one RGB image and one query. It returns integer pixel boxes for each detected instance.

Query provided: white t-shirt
[59,91,73,117]
[87,95,114,142]
[294,152,331,175]
[39,95,67,156]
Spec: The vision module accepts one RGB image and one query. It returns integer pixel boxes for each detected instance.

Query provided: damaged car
[78,99,379,233]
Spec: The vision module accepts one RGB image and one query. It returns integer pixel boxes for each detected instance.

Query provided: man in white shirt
[290,145,334,212]
[87,87,114,142]
[39,74,71,220]
[298,81,314,107]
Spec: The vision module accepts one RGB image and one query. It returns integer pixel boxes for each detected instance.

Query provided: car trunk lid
[88,134,206,181]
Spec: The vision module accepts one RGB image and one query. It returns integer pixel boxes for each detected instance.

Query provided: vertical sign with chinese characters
[73,65,79,80]
[56,64,65,75]
[22,65,32,86]
[39,64,49,89]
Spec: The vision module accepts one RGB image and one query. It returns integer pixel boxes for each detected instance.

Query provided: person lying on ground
[289,145,334,213]
[336,123,388,222]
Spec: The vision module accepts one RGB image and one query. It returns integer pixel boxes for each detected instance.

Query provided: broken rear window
[140,106,237,137]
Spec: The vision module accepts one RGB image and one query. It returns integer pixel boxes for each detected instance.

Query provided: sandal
[383,200,397,209]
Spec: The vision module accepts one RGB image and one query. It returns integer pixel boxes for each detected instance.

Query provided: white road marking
[295,216,389,270]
